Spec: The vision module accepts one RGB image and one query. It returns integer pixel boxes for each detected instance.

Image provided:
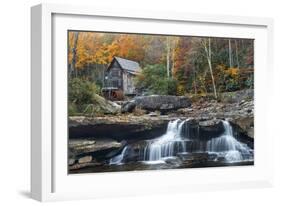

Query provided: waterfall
[143,119,253,163]
[143,119,188,162]
[108,119,253,167]
[109,146,128,165]
[206,120,252,162]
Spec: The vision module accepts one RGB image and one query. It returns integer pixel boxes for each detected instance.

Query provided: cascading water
[143,119,189,162]
[206,120,253,162]
[108,119,253,167]
[142,119,253,163]
[109,146,128,165]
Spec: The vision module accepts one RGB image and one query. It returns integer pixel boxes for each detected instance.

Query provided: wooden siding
[105,61,123,89]
[105,58,138,95]
[123,71,135,94]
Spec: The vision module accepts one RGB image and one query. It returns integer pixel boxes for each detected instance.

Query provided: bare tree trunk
[235,40,240,69]
[102,65,105,88]
[228,39,233,68]
[166,36,170,78]
[171,37,177,78]
[70,32,79,78]
[203,38,217,99]
[193,65,197,95]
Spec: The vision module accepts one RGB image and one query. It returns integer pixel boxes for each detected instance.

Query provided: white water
[109,119,253,165]
[206,120,252,162]
[143,119,253,163]
[143,119,189,161]
[109,146,128,165]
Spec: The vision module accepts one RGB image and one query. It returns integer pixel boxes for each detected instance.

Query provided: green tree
[135,64,177,95]
[69,78,100,106]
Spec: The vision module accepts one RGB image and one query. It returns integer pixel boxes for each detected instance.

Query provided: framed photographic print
[31,3,274,201]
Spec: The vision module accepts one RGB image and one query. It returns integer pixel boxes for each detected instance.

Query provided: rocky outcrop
[68,138,124,170]
[121,95,191,113]
[69,138,122,155]
[179,118,252,146]
[175,93,254,140]
[219,89,253,104]
[69,115,169,141]
[68,90,255,173]
[198,119,225,140]
[231,116,254,138]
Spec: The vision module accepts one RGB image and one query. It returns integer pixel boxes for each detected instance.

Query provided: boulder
[121,101,136,113]
[83,94,121,115]
[121,95,191,113]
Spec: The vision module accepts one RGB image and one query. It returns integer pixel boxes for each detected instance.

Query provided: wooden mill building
[102,57,141,99]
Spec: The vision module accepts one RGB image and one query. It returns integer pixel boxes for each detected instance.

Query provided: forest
[68,31,253,114]
[68,31,254,173]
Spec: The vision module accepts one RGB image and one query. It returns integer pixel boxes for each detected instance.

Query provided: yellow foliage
[177,84,185,96]
[215,65,239,79]
[227,67,239,78]
[68,31,146,70]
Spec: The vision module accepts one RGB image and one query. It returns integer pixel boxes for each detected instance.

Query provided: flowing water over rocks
[143,119,189,162]
[70,118,254,174]
[112,119,253,164]
[69,92,254,173]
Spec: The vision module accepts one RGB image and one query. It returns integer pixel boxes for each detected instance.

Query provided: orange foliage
[173,37,192,80]
[68,32,146,69]
[227,67,239,77]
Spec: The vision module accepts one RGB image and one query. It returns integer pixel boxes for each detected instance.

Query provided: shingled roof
[114,57,140,73]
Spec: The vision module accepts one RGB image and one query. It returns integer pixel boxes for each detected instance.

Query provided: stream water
[71,119,254,174]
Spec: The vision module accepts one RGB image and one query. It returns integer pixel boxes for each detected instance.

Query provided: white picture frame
[31,3,274,202]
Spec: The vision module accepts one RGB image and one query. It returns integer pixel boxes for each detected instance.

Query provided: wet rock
[180,119,224,141]
[121,146,139,163]
[148,112,159,117]
[164,157,182,166]
[179,153,209,164]
[78,155,92,164]
[198,119,224,139]
[198,119,221,127]
[69,162,102,170]
[105,141,127,159]
[69,138,122,155]
[69,140,96,149]
[230,116,254,148]
[69,116,168,141]
[230,116,254,139]
[68,158,76,165]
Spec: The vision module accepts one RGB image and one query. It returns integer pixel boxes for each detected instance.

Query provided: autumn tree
[68,31,254,97]
[69,32,79,77]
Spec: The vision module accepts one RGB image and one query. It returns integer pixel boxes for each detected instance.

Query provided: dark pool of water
[69,158,254,174]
